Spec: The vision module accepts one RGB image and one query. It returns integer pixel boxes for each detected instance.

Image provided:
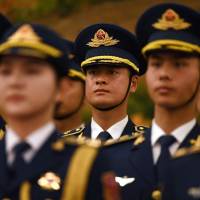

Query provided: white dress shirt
[5,122,55,166]
[151,118,196,164]
[91,116,129,140]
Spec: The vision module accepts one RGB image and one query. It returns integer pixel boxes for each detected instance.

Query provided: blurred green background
[1,0,199,125]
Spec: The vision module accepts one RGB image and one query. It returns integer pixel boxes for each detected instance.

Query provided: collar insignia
[152,9,191,30]
[38,172,61,191]
[8,24,42,43]
[87,29,120,47]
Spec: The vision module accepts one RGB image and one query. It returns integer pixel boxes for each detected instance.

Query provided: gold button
[152,190,161,200]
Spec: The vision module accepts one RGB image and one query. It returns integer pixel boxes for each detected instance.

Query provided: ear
[130,75,138,93]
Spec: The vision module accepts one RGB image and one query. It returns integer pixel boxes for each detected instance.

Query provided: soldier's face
[146,52,200,109]
[54,76,85,119]
[85,65,137,110]
[0,55,58,120]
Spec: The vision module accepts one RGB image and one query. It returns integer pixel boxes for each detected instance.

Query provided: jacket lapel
[82,122,92,138]
[129,128,156,186]
[179,123,200,148]
[9,130,65,191]
[121,118,136,136]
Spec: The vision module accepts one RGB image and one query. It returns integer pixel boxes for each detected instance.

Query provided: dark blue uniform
[100,124,200,200]
[64,118,145,138]
[163,135,200,200]
[0,130,111,200]
[0,130,65,199]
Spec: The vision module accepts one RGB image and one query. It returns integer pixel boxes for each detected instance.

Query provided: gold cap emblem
[152,9,191,30]
[37,172,61,191]
[8,24,42,43]
[87,29,120,47]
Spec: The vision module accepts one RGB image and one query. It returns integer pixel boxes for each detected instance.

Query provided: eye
[149,60,162,68]
[0,66,11,75]
[174,60,187,68]
[87,69,97,75]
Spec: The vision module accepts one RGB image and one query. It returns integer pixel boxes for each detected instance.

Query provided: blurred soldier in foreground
[0,13,12,131]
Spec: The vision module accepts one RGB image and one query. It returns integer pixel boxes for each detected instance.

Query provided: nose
[95,73,107,85]
[159,62,172,81]
[8,71,25,88]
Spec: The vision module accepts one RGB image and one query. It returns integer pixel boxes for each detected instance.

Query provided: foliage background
[0,0,199,125]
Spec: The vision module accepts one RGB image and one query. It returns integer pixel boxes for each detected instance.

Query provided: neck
[55,111,83,132]
[6,112,53,139]
[154,103,197,134]
[92,103,127,130]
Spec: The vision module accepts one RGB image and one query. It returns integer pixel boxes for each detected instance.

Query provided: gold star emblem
[87,29,120,47]
[152,9,191,30]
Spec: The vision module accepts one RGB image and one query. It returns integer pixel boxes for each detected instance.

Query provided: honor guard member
[64,23,147,141]
[129,2,200,200]
[0,23,119,200]
[54,39,86,132]
[162,137,200,200]
[0,13,12,131]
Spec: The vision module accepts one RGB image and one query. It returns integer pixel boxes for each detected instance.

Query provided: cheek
[29,77,57,103]
[85,79,93,96]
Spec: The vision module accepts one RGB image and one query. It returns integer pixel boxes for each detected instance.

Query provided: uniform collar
[151,118,196,146]
[91,115,128,139]
[6,121,55,155]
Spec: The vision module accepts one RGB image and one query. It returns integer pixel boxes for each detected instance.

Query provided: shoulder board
[52,136,102,151]
[174,134,200,159]
[174,146,200,159]
[63,127,84,137]
[103,135,135,146]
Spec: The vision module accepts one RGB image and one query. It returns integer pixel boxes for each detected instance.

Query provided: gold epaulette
[52,135,102,151]
[103,135,135,146]
[174,135,200,158]
[63,127,84,137]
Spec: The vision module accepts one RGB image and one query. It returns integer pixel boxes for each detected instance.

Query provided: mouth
[155,86,173,94]
[6,95,25,102]
[94,89,109,93]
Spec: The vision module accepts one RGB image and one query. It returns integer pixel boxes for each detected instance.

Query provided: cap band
[142,39,200,55]
[81,55,139,73]
[0,41,62,58]
[68,69,85,80]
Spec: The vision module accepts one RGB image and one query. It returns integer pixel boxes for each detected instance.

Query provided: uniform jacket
[101,123,200,200]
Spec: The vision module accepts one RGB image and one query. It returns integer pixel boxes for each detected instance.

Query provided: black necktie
[97,131,112,142]
[156,135,176,184]
[10,141,31,178]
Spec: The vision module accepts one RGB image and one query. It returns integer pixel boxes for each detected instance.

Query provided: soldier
[133,2,200,200]
[64,23,147,141]
[0,13,12,131]
[0,23,92,200]
[86,3,200,200]
[54,40,86,132]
